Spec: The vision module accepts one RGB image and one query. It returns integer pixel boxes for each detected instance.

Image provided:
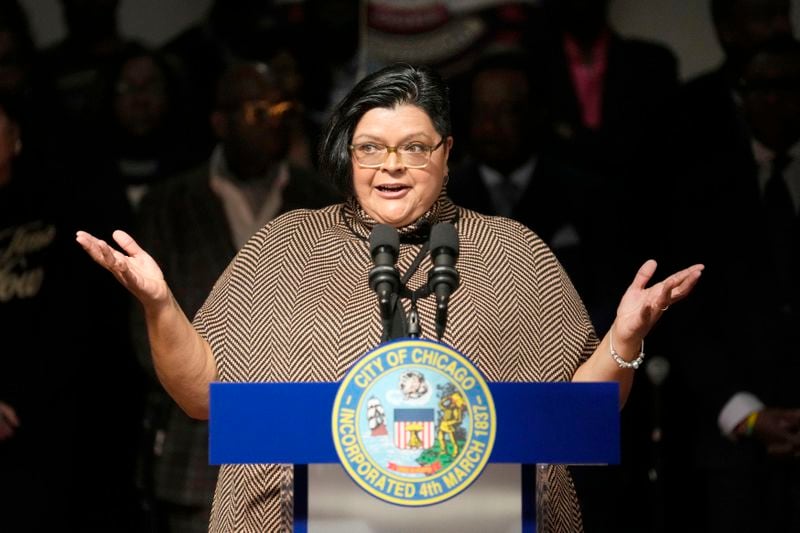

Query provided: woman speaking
[77,63,703,532]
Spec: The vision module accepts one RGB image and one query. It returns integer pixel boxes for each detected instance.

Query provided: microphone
[427,223,460,340]
[368,224,400,335]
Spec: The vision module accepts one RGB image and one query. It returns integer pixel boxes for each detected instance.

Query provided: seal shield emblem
[332,338,496,506]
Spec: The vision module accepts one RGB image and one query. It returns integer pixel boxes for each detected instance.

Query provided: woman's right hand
[75,230,168,306]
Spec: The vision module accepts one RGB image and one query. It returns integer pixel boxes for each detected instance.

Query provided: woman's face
[351,104,451,227]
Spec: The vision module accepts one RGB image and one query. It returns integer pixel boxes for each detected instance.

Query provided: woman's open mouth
[375,184,410,197]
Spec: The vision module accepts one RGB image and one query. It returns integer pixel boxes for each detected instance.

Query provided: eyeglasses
[349,138,445,169]
[238,99,295,125]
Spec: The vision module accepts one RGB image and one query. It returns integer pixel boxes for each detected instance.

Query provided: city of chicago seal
[332,338,496,506]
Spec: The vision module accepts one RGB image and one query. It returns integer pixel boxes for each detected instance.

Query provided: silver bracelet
[609,326,645,369]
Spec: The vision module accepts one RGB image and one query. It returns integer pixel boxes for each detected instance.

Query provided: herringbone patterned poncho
[194,195,597,532]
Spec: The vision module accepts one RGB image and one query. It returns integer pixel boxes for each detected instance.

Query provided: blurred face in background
[213,64,292,181]
[268,49,303,100]
[469,67,538,175]
[114,55,168,137]
[742,47,800,152]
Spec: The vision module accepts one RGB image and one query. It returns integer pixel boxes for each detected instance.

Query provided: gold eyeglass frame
[349,138,445,169]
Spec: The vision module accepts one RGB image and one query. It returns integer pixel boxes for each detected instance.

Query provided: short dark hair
[468,47,543,102]
[214,61,278,112]
[317,63,451,195]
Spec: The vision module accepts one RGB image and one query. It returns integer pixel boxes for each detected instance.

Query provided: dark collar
[342,191,458,244]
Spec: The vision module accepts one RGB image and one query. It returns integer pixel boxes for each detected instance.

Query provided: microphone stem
[408,295,421,339]
[435,301,447,341]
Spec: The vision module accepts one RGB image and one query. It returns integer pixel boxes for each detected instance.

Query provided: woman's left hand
[614,260,704,342]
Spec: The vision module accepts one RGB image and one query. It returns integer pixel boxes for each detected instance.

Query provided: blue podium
[210,381,619,533]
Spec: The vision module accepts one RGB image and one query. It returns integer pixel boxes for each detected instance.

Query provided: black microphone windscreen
[430,223,458,256]
[369,224,399,257]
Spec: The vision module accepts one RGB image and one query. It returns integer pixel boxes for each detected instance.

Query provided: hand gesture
[75,230,168,306]
[614,260,704,342]
[753,408,800,458]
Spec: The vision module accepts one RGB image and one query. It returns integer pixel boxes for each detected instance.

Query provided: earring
[443,174,449,187]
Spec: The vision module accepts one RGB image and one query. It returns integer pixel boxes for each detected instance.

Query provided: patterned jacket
[196,195,596,532]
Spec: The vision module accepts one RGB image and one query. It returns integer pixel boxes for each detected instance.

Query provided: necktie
[494,178,520,218]
[763,153,797,303]
[764,153,793,222]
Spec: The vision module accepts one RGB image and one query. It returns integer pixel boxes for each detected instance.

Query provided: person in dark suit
[132,62,340,533]
[447,49,615,327]
[538,0,679,184]
[655,4,797,531]
[527,4,685,530]
[448,50,678,533]
[0,93,143,531]
[665,38,800,533]
[679,0,793,164]
[534,0,681,334]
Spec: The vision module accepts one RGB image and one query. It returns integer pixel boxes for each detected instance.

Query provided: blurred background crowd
[1,0,798,532]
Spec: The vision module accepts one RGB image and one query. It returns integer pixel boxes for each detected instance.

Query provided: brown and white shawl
[194,195,597,532]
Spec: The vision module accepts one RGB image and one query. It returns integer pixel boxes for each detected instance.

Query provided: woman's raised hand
[75,229,168,306]
[614,259,704,342]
